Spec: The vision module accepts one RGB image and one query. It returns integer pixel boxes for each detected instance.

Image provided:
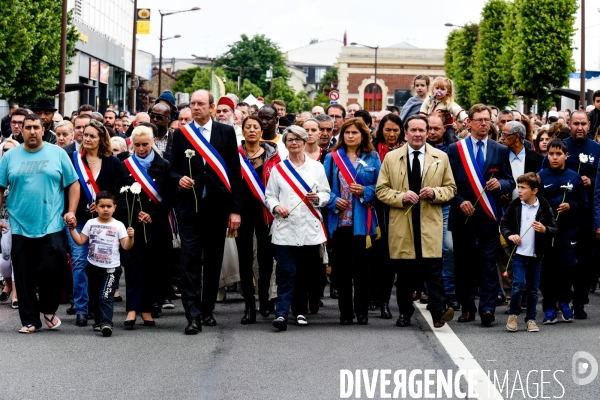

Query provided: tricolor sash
[238,148,267,208]
[331,149,379,246]
[457,139,497,221]
[124,155,163,204]
[126,137,131,147]
[180,123,231,192]
[73,151,99,204]
[275,159,327,239]
[168,208,181,248]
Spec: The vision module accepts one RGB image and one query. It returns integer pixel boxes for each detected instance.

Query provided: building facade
[336,44,445,111]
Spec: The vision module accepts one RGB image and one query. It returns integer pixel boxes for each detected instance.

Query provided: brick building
[148,67,178,100]
[336,43,445,111]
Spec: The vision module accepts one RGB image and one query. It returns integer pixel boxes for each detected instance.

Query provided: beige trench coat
[376,143,456,259]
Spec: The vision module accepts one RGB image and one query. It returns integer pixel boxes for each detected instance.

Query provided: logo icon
[572,351,598,385]
[544,184,552,188]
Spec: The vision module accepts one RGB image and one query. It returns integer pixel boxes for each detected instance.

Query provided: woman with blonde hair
[55,120,74,147]
[117,125,172,329]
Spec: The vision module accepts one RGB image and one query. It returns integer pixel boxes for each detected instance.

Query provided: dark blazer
[168,120,243,221]
[524,147,543,174]
[67,152,122,224]
[447,138,515,232]
[62,142,77,154]
[501,195,558,257]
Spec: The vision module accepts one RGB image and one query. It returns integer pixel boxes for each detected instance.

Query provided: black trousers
[87,264,122,327]
[393,257,446,321]
[178,198,229,323]
[575,225,598,306]
[12,232,68,328]
[235,211,274,310]
[332,227,369,319]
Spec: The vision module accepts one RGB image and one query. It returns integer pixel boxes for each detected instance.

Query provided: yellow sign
[136,8,151,35]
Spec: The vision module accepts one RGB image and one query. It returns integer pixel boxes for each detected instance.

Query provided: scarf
[377,142,402,162]
[134,149,154,171]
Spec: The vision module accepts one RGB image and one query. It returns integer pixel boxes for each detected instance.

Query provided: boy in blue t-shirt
[538,139,587,325]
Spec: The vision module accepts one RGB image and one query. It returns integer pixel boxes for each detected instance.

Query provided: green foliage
[172,67,201,93]
[216,34,290,95]
[447,23,479,110]
[318,66,338,95]
[265,78,301,113]
[499,0,518,95]
[472,0,513,108]
[0,2,78,104]
[512,0,577,113]
[240,79,263,99]
[444,31,458,81]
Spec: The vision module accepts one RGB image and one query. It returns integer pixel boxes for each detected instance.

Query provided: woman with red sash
[324,118,381,325]
[116,125,173,329]
[66,119,121,327]
[236,115,281,324]
[265,126,330,331]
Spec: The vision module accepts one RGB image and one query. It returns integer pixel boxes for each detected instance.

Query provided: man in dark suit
[447,104,515,326]
[168,89,243,335]
[62,114,91,154]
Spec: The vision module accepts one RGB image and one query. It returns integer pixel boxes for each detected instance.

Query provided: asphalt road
[1,280,599,400]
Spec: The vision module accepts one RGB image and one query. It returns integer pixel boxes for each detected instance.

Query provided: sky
[136,0,489,59]
[136,0,599,73]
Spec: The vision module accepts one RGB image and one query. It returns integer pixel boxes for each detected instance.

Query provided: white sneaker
[296,315,308,326]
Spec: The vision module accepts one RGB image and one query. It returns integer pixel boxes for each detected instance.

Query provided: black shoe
[481,311,495,327]
[65,306,76,315]
[340,318,353,325]
[330,287,339,299]
[151,303,161,318]
[201,314,217,326]
[259,308,270,318]
[226,283,238,293]
[495,296,506,306]
[76,314,88,327]
[123,320,135,329]
[0,291,9,302]
[172,285,181,298]
[162,299,175,309]
[272,316,287,331]
[380,303,392,319]
[87,311,94,320]
[101,325,113,337]
[356,315,368,325]
[573,305,588,319]
[447,296,461,311]
[185,320,201,335]
[142,319,156,326]
[114,296,123,303]
[396,314,411,327]
[241,309,256,324]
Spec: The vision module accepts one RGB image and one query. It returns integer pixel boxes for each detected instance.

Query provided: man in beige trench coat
[376,114,457,328]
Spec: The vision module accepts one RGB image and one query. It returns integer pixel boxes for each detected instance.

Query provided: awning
[47,83,97,96]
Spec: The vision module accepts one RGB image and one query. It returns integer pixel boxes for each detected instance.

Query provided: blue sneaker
[542,309,557,325]
[558,302,574,322]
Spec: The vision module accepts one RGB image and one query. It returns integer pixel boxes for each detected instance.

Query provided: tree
[172,67,201,94]
[512,0,576,114]
[444,23,479,110]
[216,34,289,95]
[472,0,513,108]
[318,66,338,95]
[240,79,263,99]
[265,78,301,113]
[1,1,78,104]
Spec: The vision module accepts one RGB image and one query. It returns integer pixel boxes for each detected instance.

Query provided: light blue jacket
[324,151,381,237]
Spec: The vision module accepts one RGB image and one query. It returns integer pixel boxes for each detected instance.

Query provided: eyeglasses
[10,121,23,126]
[286,138,304,143]
[471,118,491,124]
[149,113,165,121]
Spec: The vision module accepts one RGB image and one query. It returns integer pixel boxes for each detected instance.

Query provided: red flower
[489,168,498,173]
[501,271,509,278]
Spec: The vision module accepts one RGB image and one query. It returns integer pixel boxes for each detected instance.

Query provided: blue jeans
[87,264,122,328]
[509,254,541,321]
[441,205,455,295]
[65,224,89,315]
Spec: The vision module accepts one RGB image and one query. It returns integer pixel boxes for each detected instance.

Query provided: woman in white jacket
[265,126,330,331]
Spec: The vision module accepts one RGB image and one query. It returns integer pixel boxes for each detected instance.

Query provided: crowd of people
[1,77,600,336]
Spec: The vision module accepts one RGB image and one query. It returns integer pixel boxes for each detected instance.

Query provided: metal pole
[58,0,68,115]
[373,47,378,111]
[129,0,137,113]
[580,0,586,108]
[158,13,164,94]
[238,71,242,94]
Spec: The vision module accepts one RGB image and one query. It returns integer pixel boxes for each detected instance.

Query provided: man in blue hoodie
[564,110,600,319]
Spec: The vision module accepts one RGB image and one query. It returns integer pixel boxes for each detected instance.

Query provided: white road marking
[416,302,505,399]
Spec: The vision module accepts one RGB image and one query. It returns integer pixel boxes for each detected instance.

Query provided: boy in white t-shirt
[69,191,134,337]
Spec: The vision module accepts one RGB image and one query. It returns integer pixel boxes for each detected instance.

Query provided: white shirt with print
[82,218,127,268]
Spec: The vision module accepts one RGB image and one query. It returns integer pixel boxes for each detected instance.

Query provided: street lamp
[351,42,380,111]
[158,7,200,93]
[221,64,260,93]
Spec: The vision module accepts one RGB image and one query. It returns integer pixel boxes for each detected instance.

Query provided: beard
[220,115,235,127]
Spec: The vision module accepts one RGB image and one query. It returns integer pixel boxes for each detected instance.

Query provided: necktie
[412,150,421,190]
[476,141,485,172]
